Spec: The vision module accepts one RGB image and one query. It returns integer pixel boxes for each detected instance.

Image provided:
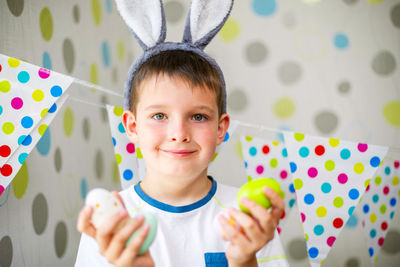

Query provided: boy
[75,50,288,267]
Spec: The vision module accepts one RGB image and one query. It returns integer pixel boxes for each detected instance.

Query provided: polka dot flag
[239,135,296,234]
[0,54,72,196]
[359,159,400,265]
[282,131,388,266]
[106,104,239,190]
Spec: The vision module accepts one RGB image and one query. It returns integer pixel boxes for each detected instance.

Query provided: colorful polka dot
[334,33,349,49]
[372,194,379,203]
[126,143,135,153]
[307,167,318,178]
[279,170,287,179]
[370,213,377,223]
[363,204,370,214]
[289,162,297,173]
[32,89,45,102]
[17,71,30,83]
[370,156,381,167]
[2,122,15,134]
[381,222,388,231]
[337,173,348,184]
[262,145,270,154]
[316,206,327,217]
[252,0,277,17]
[348,206,355,216]
[256,165,264,174]
[0,164,12,176]
[118,122,125,133]
[321,182,332,193]
[8,57,20,67]
[270,158,278,168]
[304,193,315,205]
[18,153,28,164]
[329,138,339,147]
[11,97,23,109]
[314,145,325,156]
[390,197,396,207]
[333,197,344,208]
[383,186,389,195]
[354,162,364,174]
[308,247,319,258]
[294,132,304,141]
[314,224,324,235]
[384,166,391,175]
[38,68,50,79]
[393,176,399,186]
[301,212,306,222]
[333,218,344,228]
[249,146,257,156]
[348,188,359,200]
[294,178,303,190]
[281,148,287,157]
[325,160,335,171]
[327,236,336,247]
[0,81,11,93]
[289,183,295,193]
[50,85,62,97]
[0,145,11,157]
[299,146,309,157]
[378,237,384,246]
[21,116,33,128]
[123,169,133,180]
[380,204,387,214]
[370,229,377,238]
[340,148,351,160]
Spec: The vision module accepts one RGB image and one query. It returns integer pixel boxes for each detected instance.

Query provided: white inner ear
[115,0,162,48]
[190,0,232,43]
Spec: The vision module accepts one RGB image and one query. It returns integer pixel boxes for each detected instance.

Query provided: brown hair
[130,50,223,116]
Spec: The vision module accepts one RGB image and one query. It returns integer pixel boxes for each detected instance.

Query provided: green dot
[383,101,400,127]
[333,197,344,208]
[63,107,74,137]
[325,160,335,171]
[2,122,15,134]
[294,132,304,141]
[393,176,399,186]
[38,124,48,136]
[219,18,240,42]
[117,41,125,61]
[274,97,296,119]
[112,161,119,184]
[305,233,309,242]
[90,63,98,85]
[370,213,377,223]
[365,179,371,188]
[375,176,382,185]
[91,0,102,26]
[12,162,29,199]
[115,153,122,164]
[136,147,143,159]
[380,205,387,214]
[211,152,218,162]
[316,206,327,217]
[329,138,340,147]
[40,7,53,41]
[245,136,253,142]
[113,106,124,117]
[270,158,278,168]
[294,178,303,190]
[0,80,11,93]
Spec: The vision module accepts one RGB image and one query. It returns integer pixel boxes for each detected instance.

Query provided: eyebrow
[144,104,216,114]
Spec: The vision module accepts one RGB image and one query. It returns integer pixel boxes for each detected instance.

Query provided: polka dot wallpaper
[0,0,399,266]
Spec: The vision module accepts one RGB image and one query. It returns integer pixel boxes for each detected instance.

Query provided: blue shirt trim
[134,176,217,213]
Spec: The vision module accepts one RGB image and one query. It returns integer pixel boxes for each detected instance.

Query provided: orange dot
[96,204,100,208]
[114,201,117,206]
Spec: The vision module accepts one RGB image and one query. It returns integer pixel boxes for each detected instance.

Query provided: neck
[139,169,212,206]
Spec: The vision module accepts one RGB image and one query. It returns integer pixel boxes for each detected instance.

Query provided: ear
[122,110,139,143]
[182,0,234,50]
[115,0,166,50]
[217,114,230,145]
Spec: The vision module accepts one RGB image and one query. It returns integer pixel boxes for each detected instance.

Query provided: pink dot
[337,173,348,184]
[383,186,389,195]
[280,170,288,179]
[378,237,384,246]
[307,167,318,178]
[366,184,370,192]
[301,212,306,222]
[11,97,23,110]
[126,143,135,153]
[394,161,399,169]
[38,68,50,79]
[277,227,281,234]
[0,185,4,196]
[357,143,368,152]
[327,236,336,247]
[256,165,264,174]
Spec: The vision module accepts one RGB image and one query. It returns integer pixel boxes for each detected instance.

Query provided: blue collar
[134,176,217,213]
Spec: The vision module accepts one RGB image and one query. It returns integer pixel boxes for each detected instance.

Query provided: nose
[168,119,191,143]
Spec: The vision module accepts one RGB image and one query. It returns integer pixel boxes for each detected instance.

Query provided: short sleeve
[256,230,289,267]
[75,233,115,267]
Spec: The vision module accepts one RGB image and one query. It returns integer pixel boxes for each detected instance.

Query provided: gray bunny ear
[115,0,166,50]
[182,0,234,50]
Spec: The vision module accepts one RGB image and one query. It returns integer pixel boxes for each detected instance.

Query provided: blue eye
[152,113,166,120]
[192,114,207,121]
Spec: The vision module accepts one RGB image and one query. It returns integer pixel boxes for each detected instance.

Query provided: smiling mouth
[160,149,196,157]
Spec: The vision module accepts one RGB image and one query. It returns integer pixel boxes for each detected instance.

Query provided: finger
[77,206,96,238]
[104,215,145,262]
[219,213,249,246]
[111,191,126,209]
[228,208,264,242]
[96,210,128,254]
[117,223,150,265]
[263,187,284,222]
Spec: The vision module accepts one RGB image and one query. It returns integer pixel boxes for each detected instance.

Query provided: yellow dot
[274,97,296,119]
[247,175,253,182]
[374,256,378,263]
[32,89,45,101]
[38,124,48,136]
[2,122,15,134]
[294,132,304,141]
[136,147,143,158]
[96,204,100,208]
[115,153,122,164]
[393,176,399,186]
[305,233,309,242]
[245,136,253,142]
[354,163,364,174]
[333,197,343,208]
[63,107,74,137]
[12,162,29,199]
[40,7,53,41]
[41,108,49,118]
[329,138,340,147]
[219,18,240,42]
[8,57,20,68]
[272,141,279,146]
[375,176,382,185]
[113,106,124,117]
[294,178,303,190]
[325,160,335,171]
[383,101,400,127]
[90,63,98,84]
[365,179,371,188]
[91,0,102,26]
[370,213,377,223]
[117,40,125,61]
[211,153,218,162]
[380,205,386,214]
[270,158,278,168]
[316,206,327,217]
[0,80,11,93]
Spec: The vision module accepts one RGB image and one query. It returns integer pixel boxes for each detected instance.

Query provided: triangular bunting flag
[0,54,73,195]
[282,131,388,266]
[239,135,296,234]
[359,159,400,265]
[211,119,239,164]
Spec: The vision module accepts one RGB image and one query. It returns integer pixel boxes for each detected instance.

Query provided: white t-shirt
[75,177,289,267]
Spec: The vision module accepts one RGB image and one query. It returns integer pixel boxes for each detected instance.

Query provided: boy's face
[122,74,230,179]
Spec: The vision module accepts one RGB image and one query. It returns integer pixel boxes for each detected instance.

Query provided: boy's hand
[219,187,284,267]
[77,191,154,267]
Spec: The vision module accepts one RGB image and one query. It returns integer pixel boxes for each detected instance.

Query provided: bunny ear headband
[114,0,234,113]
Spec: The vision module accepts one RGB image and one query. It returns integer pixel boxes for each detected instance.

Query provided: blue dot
[37,127,51,156]
[0,105,3,116]
[369,247,374,257]
[289,198,295,208]
[249,147,257,156]
[21,135,32,146]
[348,206,355,216]
[314,225,324,235]
[252,0,277,17]
[334,33,349,49]
[340,149,351,160]
[18,135,26,145]
[18,153,28,164]
[348,189,359,200]
[385,166,391,175]
[17,71,30,83]
[390,211,395,219]
[346,213,358,229]
[118,122,126,133]
[308,247,319,258]
[321,183,332,194]
[290,162,297,173]
[304,193,315,205]
[21,116,33,128]
[390,197,396,207]
[112,137,116,147]
[48,103,57,113]
[80,178,88,199]
[370,156,380,167]
[372,194,379,203]
[42,51,52,70]
[244,161,248,168]
[223,132,230,142]
[289,183,295,193]
[299,146,309,158]
[102,41,111,68]
[123,169,133,180]
[370,229,377,238]
[50,85,63,97]
[363,204,370,214]
[282,148,288,157]
[105,0,113,13]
